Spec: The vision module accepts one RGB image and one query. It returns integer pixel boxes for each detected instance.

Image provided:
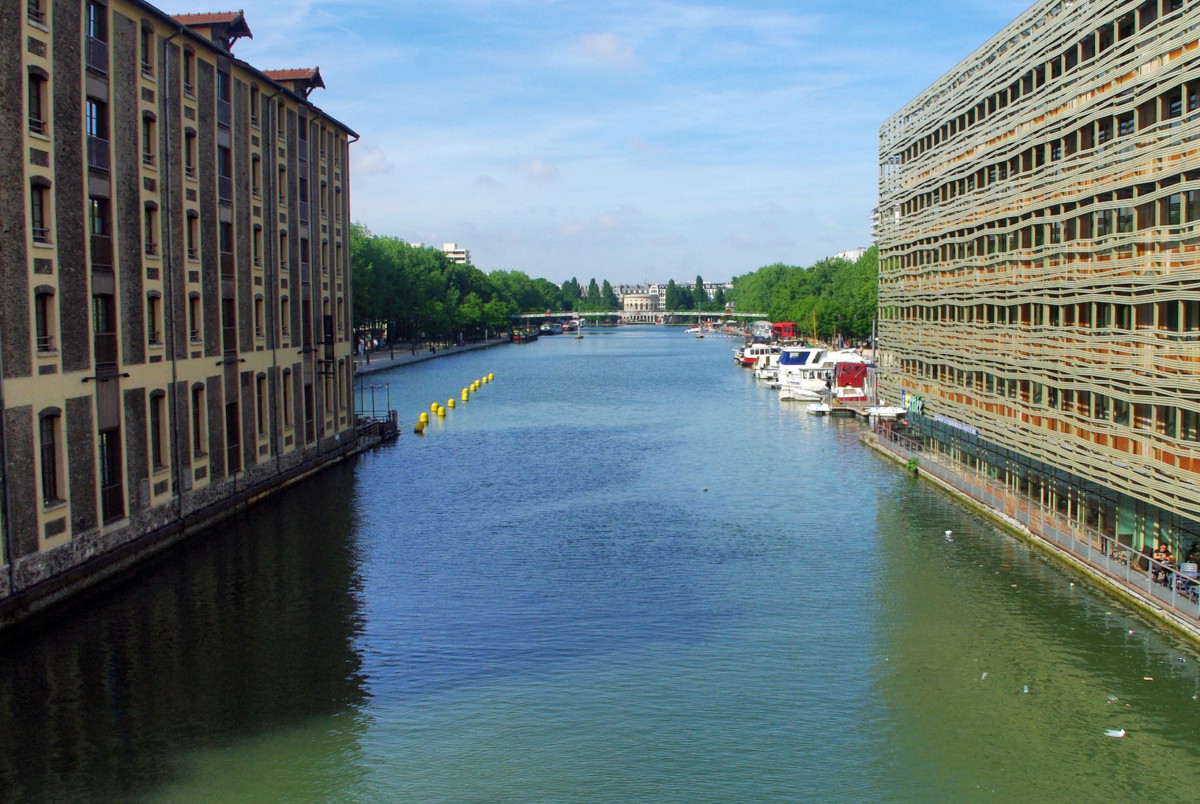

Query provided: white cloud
[351,143,396,178]
[516,158,561,183]
[574,33,638,71]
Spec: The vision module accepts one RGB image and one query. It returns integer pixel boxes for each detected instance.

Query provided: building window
[98,427,124,523]
[143,204,158,256]
[281,369,293,427]
[186,212,198,260]
[28,72,47,135]
[218,145,232,203]
[280,295,290,338]
[279,232,288,269]
[35,289,56,353]
[147,293,162,345]
[86,1,108,74]
[30,183,49,244]
[253,227,262,267]
[28,0,46,25]
[86,98,109,171]
[189,293,202,342]
[251,154,261,198]
[184,130,196,178]
[254,295,264,338]
[182,49,194,97]
[256,374,268,436]
[149,391,166,470]
[139,25,153,77]
[278,165,287,204]
[142,115,156,166]
[192,385,207,456]
[250,85,260,128]
[216,70,231,129]
[39,411,62,506]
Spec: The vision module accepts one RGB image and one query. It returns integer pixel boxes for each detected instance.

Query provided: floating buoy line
[413,373,494,434]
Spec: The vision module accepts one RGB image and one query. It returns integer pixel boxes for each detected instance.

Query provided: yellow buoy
[437,405,445,417]
[461,390,469,402]
[419,411,429,423]
[448,398,456,409]
[430,401,439,412]
[414,420,426,434]
[488,373,494,382]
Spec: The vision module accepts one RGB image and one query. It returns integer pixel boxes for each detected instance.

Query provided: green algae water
[2,328,1199,801]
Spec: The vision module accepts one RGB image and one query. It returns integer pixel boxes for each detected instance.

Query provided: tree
[601,280,619,310]
[694,275,708,308]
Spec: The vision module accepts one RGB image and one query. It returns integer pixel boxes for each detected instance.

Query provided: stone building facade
[1,1,358,623]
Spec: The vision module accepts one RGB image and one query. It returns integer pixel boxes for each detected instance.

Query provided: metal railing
[87,135,110,171]
[874,424,1200,623]
[36,334,55,352]
[86,36,107,75]
[27,0,45,24]
[29,116,45,135]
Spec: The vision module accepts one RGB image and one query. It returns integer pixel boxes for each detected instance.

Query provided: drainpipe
[0,338,14,593]
[163,26,185,519]
[262,89,282,476]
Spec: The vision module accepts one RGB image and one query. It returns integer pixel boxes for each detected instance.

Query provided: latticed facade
[1,0,358,618]
[877,0,1200,556]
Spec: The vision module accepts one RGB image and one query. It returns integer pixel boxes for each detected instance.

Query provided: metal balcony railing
[36,334,55,352]
[90,234,112,271]
[86,36,108,75]
[217,98,231,129]
[87,135,110,171]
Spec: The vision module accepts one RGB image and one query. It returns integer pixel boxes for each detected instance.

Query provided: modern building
[2,1,361,621]
[876,0,1200,563]
[834,247,869,262]
[440,243,470,264]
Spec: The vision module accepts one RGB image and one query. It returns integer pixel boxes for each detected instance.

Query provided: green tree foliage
[727,247,878,342]
[351,223,565,342]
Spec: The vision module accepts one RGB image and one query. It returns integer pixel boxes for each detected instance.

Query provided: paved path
[353,339,510,375]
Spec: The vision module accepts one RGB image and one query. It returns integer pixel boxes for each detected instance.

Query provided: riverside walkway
[353,338,510,375]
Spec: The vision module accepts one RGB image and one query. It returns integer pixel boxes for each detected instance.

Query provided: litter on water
[1105,728,1126,738]
[1023,685,1029,694]
[1144,677,1154,681]
[981,672,988,681]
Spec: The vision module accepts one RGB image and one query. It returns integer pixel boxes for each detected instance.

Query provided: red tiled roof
[263,68,323,83]
[171,11,243,26]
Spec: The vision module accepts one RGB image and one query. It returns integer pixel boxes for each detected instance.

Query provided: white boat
[864,405,906,421]
[684,326,701,334]
[736,342,779,367]
[777,347,869,401]
[753,353,780,385]
[806,402,831,415]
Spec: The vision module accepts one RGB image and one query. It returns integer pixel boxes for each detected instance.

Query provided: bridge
[516,311,769,326]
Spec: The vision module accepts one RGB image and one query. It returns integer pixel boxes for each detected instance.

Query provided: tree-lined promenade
[351,223,877,344]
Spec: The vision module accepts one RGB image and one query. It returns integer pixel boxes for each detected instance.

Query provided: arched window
[38,407,63,505]
[34,285,56,353]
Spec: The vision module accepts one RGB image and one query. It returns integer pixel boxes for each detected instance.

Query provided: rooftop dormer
[171,10,252,52]
[263,67,325,98]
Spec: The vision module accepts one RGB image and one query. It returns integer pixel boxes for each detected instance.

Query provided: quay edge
[862,431,1200,645]
[0,423,398,635]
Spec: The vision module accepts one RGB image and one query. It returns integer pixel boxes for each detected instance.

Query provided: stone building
[1,1,359,623]
[877,0,1200,557]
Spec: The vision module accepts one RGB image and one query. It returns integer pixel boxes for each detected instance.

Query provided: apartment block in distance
[876,1,1200,599]
[1,1,369,624]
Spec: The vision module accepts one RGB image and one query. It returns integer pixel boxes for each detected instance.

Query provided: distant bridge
[516,311,768,325]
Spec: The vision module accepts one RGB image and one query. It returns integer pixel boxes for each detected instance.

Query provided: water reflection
[873,483,1200,799]
[0,466,368,801]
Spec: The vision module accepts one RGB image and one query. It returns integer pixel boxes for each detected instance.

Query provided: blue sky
[155,0,1032,284]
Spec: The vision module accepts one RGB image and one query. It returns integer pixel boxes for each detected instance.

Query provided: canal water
[2,328,1199,801]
